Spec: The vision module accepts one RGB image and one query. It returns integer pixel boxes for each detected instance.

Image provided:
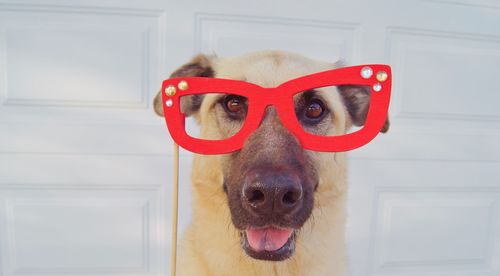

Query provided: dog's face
[154,51,389,261]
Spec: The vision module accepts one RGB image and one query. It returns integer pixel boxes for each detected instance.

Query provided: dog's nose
[242,171,303,216]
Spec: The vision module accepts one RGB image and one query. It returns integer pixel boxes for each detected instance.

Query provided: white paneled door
[1,0,499,276]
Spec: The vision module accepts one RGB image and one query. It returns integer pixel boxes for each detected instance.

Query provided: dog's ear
[153,54,215,116]
[338,85,389,133]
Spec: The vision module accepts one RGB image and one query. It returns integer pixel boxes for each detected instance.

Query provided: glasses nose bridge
[249,86,298,139]
[256,86,290,117]
[261,85,291,104]
[260,92,295,128]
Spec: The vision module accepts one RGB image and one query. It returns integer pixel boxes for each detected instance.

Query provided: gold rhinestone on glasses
[165,85,176,96]
[376,71,388,82]
[178,80,188,91]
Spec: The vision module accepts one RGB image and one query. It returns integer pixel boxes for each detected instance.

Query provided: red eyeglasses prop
[161,64,391,154]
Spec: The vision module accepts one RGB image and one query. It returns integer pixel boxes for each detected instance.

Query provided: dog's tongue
[246,227,293,252]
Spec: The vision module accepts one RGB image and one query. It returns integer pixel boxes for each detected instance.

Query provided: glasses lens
[180,93,248,140]
[293,84,372,137]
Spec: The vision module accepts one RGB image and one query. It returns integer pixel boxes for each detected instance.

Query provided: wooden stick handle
[170,143,179,276]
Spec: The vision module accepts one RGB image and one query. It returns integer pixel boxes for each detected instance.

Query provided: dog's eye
[304,99,326,123]
[305,100,324,119]
[224,95,244,113]
[295,92,329,126]
[222,95,247,119]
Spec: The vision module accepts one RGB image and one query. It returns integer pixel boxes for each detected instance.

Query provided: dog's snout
[242,171,303,216]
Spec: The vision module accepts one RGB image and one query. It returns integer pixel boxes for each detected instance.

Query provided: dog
[154,51,389,275]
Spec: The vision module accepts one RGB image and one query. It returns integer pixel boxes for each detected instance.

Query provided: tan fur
[167,51,353,276]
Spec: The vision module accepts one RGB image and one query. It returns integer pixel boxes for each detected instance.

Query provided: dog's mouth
[241,227,296,261]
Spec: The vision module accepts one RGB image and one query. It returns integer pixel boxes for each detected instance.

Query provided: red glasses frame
[161,64,391,154]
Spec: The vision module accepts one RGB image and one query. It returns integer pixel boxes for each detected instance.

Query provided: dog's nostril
[282,190,300,206]
[248,189,265,204]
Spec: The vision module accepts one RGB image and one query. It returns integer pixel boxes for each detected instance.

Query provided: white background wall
[0,0,499,275]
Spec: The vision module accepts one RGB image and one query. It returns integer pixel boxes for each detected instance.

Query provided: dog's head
[154,51,389,261]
